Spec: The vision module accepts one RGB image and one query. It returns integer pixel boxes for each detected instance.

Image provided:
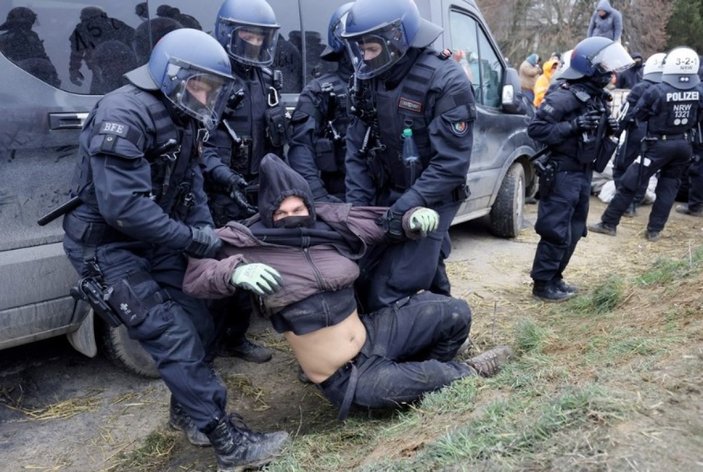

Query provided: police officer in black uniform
[591,47,703,241]
[342,0,475,313]
[61,29,288,471]
[612,52,666,217]
[528,37,633,302]
[288,3,354,202]
[203,0,290,362]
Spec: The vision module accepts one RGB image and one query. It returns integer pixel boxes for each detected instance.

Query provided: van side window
[448,9,503,108]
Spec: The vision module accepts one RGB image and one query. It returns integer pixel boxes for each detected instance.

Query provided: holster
[265,104,288,148]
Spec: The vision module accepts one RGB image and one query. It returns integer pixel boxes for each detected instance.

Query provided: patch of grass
[414,385,624,469]
[636,246,703,287]
[415,376,478,415]
[568,275,624,315]
[112,430,178,472]
[513,317,550,354]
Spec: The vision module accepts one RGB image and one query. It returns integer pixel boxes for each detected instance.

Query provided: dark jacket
[183,154,422,317]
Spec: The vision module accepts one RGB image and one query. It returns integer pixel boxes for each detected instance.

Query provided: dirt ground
[0,196,701,472]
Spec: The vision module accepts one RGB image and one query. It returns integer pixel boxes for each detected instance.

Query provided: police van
[0,0,536,377]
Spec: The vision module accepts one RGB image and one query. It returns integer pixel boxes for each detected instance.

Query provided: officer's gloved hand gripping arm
[230,263,282,296]
[389,64,475,216]
[89,95,215,255]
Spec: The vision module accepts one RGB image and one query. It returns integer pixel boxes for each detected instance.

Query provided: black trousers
[319,292,472,415]
[63,237,226,431]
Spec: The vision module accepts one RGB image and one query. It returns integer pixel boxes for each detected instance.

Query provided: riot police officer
[61,29,288,471]
[288,3,354,202]
[203,0,290,362]
[612,52,666,217]
[342,0,475,313]
[529,37,633,302]
[590,47,703,241]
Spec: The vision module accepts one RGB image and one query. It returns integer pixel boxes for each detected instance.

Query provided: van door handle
[49,112,89,130]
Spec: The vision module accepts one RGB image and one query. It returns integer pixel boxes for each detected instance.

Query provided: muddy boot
[207,414,289,472]
[169,398,211,447]
[588,221,617,236]
[465,345,513,377]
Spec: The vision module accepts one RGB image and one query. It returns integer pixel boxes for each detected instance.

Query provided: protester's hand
[230,263,282,296]
[571,110,600,132]
[408,208,440,233]
[186,226,222,259]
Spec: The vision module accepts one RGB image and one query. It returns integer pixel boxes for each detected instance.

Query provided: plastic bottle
[402,127,420,185]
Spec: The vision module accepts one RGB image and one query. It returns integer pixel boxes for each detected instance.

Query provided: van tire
[489,163,525,238]
[99,323,160,379]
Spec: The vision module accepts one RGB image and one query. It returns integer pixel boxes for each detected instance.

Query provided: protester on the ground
[183,154,513,419]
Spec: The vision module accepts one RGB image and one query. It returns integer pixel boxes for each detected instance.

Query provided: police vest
[222,66,287,179]
[76,86,192,217]
[373,50,448,190]
[648,83,700,134]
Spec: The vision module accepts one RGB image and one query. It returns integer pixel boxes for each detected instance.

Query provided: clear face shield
[593,42,634,74]
[226,23,279,66]
[163,62,235,131]
[345,21,409,79]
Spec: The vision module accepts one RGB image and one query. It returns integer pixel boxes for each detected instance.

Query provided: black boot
[532,281,574,302]
[218,337,273,363]
[169,398,210,447]
[206,414,289,472]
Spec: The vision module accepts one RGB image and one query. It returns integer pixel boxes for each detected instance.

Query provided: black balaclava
[257,153,316,228]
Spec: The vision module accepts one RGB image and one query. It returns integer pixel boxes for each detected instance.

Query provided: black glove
[571,110,601,132]
[382,209,405,242]
[186,226,223,259]
[227,172,248,196]
[229,189,258,217]
[607,116,620,135]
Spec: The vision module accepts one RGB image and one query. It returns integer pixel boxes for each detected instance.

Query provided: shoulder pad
[569,86,591,103]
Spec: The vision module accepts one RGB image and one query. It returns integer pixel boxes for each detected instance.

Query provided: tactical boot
[219,337,273,363]
[623,203,637,218]
[207,414,289,472]
[466,345,513,377]
[645,230,661,242]
[554,279,578,294]
[532,282,574,302]
[169,398,211,447]
[588,221,617,236]
[675,204,703,217]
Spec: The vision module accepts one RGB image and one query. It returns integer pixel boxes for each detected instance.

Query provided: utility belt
[550,156,591,172]
[63,213,131,245]
[646,132,688,141]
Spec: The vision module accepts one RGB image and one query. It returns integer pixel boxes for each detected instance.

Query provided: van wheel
[489,163,525,238]
[99,322,160,379]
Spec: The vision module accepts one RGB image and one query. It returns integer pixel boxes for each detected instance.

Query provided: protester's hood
[596,0,614,14]
[543,58,559,79]
[257,153,316,228]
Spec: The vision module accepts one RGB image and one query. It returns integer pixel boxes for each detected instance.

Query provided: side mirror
[502,67,533,115]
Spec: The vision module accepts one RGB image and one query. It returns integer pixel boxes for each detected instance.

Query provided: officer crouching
[60,29,288,471]
[528,37,633,302]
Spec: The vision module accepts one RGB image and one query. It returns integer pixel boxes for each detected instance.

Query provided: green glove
[409,208,440,233]
[230,263,282,296]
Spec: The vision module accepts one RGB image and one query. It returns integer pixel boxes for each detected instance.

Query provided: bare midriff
[284,310,367,384]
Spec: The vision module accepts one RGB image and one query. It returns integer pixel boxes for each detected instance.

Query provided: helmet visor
[163,64,234,131]
[227,23,279,67]
[593,42,634,74]
[345,21,409,79]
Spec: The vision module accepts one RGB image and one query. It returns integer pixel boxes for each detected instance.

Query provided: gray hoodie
[587,0,622,41]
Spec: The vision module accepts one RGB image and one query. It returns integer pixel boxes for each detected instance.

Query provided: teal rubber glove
[230,263,282,296]
[409,208,440,233]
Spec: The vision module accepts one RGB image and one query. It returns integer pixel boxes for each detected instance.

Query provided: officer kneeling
[61,29,288,472]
